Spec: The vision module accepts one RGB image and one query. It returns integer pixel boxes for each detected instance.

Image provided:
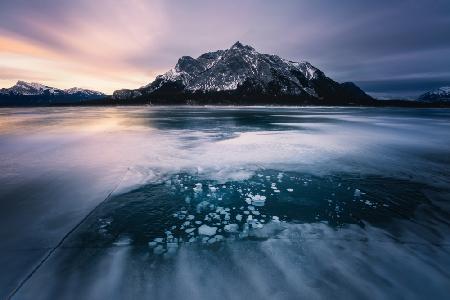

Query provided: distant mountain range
[112,41,374,105]
[1,43,449,107]
[417,87,450,102]
[0,81,105,106]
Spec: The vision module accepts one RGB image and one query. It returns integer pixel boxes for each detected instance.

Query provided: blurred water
[0,106,449,299]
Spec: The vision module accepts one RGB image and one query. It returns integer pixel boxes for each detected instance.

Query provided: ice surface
[113,236,132,246]
[2,107,450,299]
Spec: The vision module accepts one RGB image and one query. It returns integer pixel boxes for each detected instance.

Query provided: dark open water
[0,106,449,299]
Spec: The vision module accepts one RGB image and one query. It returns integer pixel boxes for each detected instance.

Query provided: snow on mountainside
[148,42,319,95]
[0,81,65,96]
[0,81,105,105]
[0,81,104,97]
[113,41,373,105]
[418,87,450,102]
[64,87,105,97]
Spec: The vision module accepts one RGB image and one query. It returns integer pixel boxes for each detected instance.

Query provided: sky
[0,0,449,98]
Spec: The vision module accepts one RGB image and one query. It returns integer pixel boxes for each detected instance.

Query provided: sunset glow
[1,0,449,96]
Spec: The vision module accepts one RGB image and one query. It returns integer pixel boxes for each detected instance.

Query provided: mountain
[0,81,105,106]
[112,41,374,105]
[417,87,450,102]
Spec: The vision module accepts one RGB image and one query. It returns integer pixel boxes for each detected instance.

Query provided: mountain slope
[113,41,373,105]
[418,87,450,102]
[0,81,105,106]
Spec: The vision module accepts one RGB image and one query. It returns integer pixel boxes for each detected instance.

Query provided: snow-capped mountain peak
[230,41,255,51]
[141,42,324,95]
[9,81,63,96]
[418,86,450,102]
[0,81,105,97]
[64,87,105,96]
[0,81,105,105]
[113,42,373,105]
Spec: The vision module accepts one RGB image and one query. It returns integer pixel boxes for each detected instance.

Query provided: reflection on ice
[1,107,450,299]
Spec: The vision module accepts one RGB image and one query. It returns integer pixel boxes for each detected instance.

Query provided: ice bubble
[272,216,280,222]
[247,215,253,222]
[245,198,252,205]
[188,237,196,243]
[195,221,202,225]
[185,228,195,234]
[209,186,217,192]
[250,194,266,206]
[236,214,243,221]
[154,238,164,243]
[244,211,250,215]
[198,224,217,236]
[248,205,255,211]
[354,189,362,197]
[365,200,373,206]
[274,189,280,193]
[193,183,203,193]
[224,223,239,233]
[187,215,195,220]
[287,188,294,192]
[253,202,265,207]
[252,211,260,215]
[207,237,217,244]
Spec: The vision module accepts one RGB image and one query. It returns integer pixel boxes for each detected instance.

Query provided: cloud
[0,0,449,96]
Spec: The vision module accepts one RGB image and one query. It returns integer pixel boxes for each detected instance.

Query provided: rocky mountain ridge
[113,41,374,105]
[0,81,105,105]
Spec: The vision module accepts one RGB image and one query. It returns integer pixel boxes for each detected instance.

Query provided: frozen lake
[1,106,450,299]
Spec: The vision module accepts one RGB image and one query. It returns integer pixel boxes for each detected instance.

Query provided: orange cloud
[0,0,169,93]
